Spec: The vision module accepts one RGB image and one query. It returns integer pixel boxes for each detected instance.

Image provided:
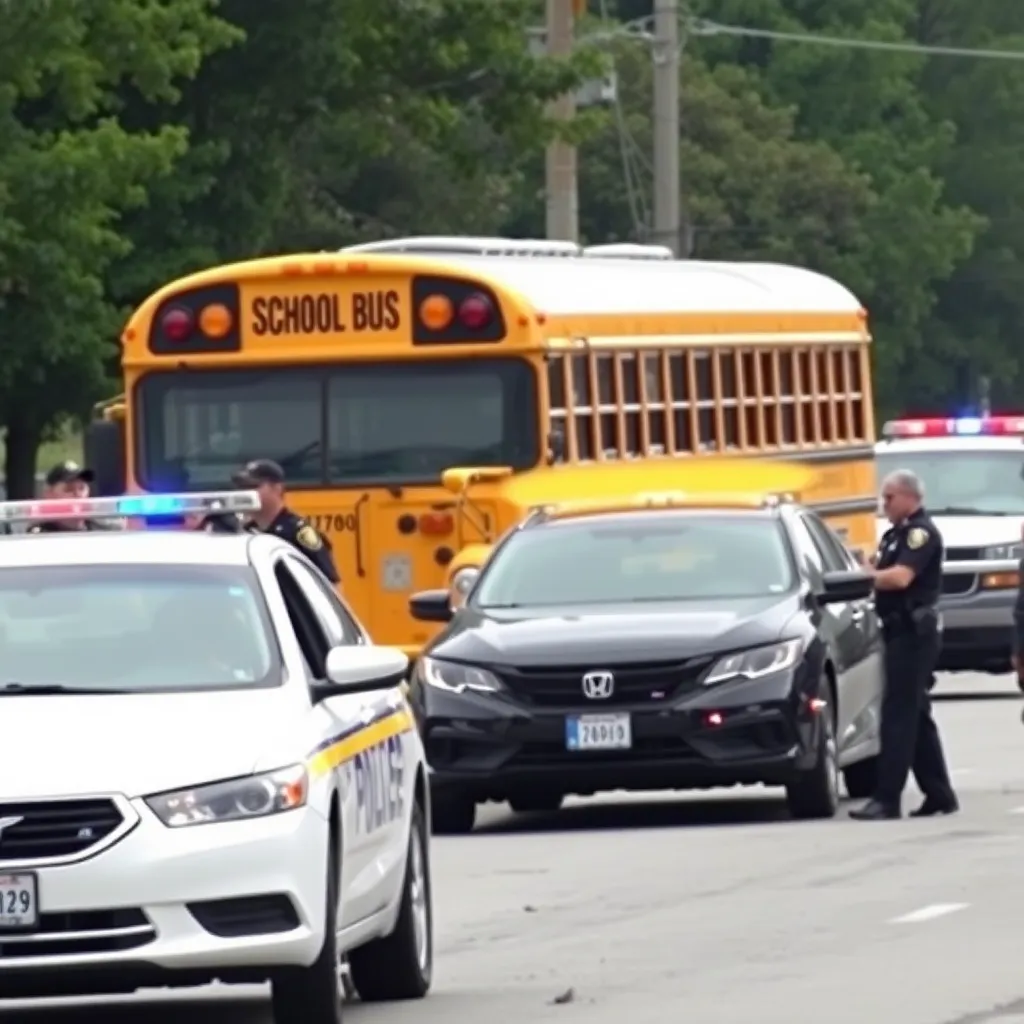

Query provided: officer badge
[907,527,928,549]
[297,524,322,550]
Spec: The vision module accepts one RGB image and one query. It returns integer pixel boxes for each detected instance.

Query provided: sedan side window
[790,517,826,578]
[802,514,852,572]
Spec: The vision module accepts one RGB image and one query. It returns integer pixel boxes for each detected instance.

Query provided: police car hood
[875,515,1024,549]
[0,688,306,798]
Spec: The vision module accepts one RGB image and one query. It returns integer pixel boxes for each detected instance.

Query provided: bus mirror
[441,466,514,494]
[84,419,126,497]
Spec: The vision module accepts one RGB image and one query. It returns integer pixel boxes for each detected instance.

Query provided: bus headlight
[449,566,480,609]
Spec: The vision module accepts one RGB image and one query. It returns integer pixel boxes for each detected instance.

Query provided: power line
[689,19,1024,61]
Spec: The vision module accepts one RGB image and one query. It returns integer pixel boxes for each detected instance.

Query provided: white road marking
[1009,806,1024,815]
[889,902,968,925]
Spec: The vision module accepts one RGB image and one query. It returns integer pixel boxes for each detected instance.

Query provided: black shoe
[909,796,959,818]
[849,799,901,821]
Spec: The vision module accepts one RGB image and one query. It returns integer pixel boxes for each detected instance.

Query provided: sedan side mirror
[409,589,453,623]
[818,569,874,605]
[320,646,409,698]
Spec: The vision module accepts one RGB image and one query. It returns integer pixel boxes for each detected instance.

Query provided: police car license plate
[0,873,38,929]
[566,714,632,751]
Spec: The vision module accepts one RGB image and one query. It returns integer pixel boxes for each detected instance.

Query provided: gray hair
[882,468,924,501]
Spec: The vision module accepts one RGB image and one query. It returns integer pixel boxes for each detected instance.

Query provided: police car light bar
[881,416,1024,439]
[0,490,260,524]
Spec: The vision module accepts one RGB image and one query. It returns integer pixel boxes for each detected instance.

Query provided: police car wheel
[785,690,840,820]
[271,835,342,1024]
[349,801,432,1001]
[842,755,878,799]
[430,793,476,835]
[508,792,563,814]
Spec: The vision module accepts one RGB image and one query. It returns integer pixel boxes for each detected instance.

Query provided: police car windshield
[474,515,795,607]
[0,564,277,693]
[876,450,1024,516]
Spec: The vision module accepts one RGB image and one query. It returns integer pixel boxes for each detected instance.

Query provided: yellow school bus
[88,236,877,654]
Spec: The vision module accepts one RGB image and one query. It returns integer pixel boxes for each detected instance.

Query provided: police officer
[27,462,99,533]
[850,469,958,820]
[1012,523,1024,692]
[231,459,340,583]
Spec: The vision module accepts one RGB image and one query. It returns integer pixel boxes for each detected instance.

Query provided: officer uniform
[232,460,340,583]
[1013,555,1024,687]
[864,507,957,817]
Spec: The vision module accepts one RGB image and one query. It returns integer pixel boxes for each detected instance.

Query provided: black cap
[45,461,95,487]
[232,459,286,487]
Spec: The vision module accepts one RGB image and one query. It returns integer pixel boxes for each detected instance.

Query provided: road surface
[6,671,1024,1024]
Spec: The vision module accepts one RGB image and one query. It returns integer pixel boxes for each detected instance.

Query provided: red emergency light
[881,416,1024,439]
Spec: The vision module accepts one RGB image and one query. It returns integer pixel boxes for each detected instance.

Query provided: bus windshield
[136,358,540,489]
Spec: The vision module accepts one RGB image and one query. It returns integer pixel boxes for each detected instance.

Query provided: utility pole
[545,0,578,242]
[652,0,680,255]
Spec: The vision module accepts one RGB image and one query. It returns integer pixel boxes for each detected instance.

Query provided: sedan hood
[434,594,799,667]
[0,689,305,799]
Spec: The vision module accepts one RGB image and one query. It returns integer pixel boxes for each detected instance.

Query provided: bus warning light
[162,307,193,342]
[459,293,493,330]
[419,512,453,536]
[198,303,233,339]
[419,294,454,331]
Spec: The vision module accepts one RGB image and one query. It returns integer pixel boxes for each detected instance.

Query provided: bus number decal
[353,735,405,833]
[310,514,357,533]
[251,291,400,336]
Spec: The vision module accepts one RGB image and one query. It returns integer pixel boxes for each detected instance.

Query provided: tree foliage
[2,0,1024,492]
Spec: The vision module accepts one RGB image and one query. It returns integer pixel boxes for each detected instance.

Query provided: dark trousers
[875,625,956,808]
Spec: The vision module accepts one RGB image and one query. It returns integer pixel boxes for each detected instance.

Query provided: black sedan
[409,499,883,833]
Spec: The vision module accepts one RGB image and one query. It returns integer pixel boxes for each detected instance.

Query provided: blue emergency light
[0,490,260,525]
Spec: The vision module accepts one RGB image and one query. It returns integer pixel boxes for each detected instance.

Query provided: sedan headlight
[703,639,804,686]
[415,656,502,694]
[146,764,308,827]
[982,543,1024,560]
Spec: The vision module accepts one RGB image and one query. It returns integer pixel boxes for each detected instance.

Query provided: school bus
[87,236,877,654]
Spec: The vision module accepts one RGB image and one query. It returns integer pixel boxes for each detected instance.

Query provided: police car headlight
[703,639,804,687]
[982,543,1024,560]
[415,656,502,694]
[145,765,308,827]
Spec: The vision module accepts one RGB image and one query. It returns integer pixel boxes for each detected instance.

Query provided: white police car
[0,492,432,1022]
[876,417,1024,677]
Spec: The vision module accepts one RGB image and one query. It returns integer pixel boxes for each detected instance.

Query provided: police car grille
[946,546,985,561]
[942,574,976,596]
[0,799,123,861]
[498,657,714,707]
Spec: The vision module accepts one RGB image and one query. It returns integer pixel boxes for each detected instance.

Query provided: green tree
[913,0,1024,412]
[112,0,596,290]
[0,0,237,495]
[686,0,982,415]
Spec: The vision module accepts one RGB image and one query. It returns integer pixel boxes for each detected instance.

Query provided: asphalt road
[7,671,1024,1024]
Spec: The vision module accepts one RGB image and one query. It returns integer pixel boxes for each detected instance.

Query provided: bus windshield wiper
[0,682,123,696]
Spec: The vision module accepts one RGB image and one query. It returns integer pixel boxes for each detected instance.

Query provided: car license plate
[0,873,37,929]
[566,713,632,751]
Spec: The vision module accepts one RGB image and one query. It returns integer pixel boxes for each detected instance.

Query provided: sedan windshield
[474,515,795,607]
[0,565,276,693]
[876,450,1024,515]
